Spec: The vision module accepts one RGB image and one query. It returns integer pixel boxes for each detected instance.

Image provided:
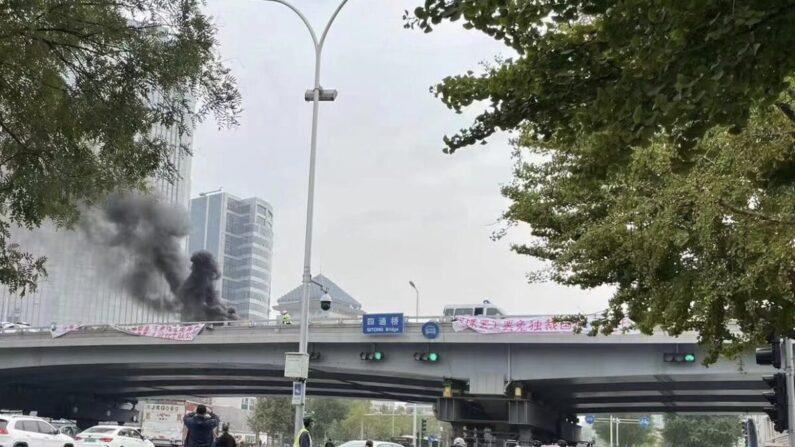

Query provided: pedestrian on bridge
[183,404,219,447]
[294,416,314,447]
[281,310,292,325]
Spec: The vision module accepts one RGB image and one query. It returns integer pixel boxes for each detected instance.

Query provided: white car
[338,441,405,447]
[0,414,76,447]
[76,426,154,447]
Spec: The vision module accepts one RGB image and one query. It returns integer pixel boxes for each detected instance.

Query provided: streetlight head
[305,89,338,102]
[409,281,416,289]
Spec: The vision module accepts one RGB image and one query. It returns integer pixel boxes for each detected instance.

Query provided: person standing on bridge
[281,310,292,325]
[294,416,314,447]
[183,404,219,447]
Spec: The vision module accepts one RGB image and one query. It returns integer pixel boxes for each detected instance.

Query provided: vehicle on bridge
[443,301,504,318]
[0,413,76,447]
[75,425,155,447]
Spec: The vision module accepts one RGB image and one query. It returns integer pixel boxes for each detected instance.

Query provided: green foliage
[409,1,795,154]
[307,398,355,441]
[593,416,655,447]
[661,414,741,447]
[0,0,241,294]
[247,397,358,443]
[409,0,795,359]
[336,401,447,442]
[248,397,294,441]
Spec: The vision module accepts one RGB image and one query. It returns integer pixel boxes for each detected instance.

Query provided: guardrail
[0,315,462,336]
[0,313,594,337]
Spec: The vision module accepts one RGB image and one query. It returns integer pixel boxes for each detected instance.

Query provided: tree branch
[718,199,795,225]
[776,101,795,125]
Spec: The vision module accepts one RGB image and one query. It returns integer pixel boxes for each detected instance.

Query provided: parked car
[148,440,181,447]
[75,426,154,447]
[0,413,76,447]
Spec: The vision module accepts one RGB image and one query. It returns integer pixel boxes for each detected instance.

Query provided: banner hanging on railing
[451,315,637,334]
[50,324,83,338]
[112,323,205,341]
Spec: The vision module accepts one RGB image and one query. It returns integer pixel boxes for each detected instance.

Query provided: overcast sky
[192,0,612,317]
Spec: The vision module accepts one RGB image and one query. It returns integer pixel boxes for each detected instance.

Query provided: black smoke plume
[178,251,236,321]
[81,193,236,321]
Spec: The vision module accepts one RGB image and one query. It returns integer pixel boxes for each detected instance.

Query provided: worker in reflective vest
[294,416,314,447]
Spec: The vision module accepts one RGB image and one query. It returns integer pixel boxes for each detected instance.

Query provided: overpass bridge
[0,318,773,444]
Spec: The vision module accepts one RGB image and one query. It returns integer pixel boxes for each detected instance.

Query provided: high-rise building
[188,191,274,320]
[0,120,193,326]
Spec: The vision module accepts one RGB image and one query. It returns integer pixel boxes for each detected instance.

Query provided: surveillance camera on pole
[320,292,331,311]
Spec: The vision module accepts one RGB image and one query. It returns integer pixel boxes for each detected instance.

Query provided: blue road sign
[639,416,651,427]
[422,321,441,339]
[363,313,404,335]
[291,381,304,405]
[585,415,595,425]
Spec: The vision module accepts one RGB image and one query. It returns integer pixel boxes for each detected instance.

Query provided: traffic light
[756,338,782,369]
[763,373,789,432]
[360,351,384,361]
[421,418,427,432]
[662,353,696,363]
[414,352,440,362]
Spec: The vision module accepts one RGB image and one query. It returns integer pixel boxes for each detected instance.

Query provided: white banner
[50,324,82,338]
[452,315,637,334]
[113,323,205,341]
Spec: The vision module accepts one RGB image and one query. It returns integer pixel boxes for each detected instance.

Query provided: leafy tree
[661,414,741,447]
[408,1,795,358]
[248,397,294,444]
[306,398,355,441]
[593,416,655,447]
[338,401,446,442]
[0,0,241,295]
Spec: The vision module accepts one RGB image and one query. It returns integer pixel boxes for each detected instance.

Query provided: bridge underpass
[0,321,775,444]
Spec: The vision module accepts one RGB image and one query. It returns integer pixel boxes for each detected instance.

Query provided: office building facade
[188,191,273,320]
[0,120,193,326]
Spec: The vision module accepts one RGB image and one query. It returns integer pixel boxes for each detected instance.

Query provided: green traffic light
[428,352,439,362]
[684,353,696,362]
[374,351,383,361]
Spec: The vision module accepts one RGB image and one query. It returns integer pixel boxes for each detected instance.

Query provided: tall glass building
[188,191,274,320]
[0,122,193,326]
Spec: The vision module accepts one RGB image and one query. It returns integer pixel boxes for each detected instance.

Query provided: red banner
[452,315,637,334]
[113,323,205,341]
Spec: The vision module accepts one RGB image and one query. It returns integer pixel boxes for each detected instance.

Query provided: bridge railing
[0,315,462,336]
[0,313,615,337]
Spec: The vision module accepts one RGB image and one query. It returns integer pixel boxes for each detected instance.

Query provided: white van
[443,301,504,317]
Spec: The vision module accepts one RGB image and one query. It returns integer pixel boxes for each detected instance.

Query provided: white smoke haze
[81,193,237,321]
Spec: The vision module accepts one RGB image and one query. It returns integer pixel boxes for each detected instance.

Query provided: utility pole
[785,337,795,447]
[261,0,349,437]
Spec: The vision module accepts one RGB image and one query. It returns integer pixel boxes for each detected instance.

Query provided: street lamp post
[263,0,350,437]
[409,281,419,447]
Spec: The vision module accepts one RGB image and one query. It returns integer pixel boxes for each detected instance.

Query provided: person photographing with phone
[183,404,219,447]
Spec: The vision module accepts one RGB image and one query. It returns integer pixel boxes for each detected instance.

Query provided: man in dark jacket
[183,404,219,447]
[215,422,236,447]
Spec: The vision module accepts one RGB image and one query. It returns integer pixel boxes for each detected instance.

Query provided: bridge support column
[437,398,582,445]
